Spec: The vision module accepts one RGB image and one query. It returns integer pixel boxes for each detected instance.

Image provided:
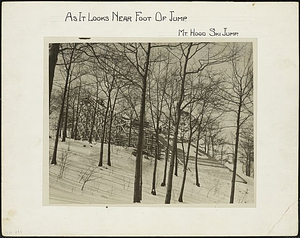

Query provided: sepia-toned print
[48,41,254,205]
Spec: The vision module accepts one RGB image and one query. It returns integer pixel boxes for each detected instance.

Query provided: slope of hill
[48,138,254,204]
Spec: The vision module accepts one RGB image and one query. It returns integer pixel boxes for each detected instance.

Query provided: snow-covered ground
[49,139,254,205]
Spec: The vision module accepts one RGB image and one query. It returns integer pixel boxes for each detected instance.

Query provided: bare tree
[219,44,253,203]
[107,85,121,166]
[161,75,178,186]
[165,42,235,204]
[61,52,87,142]
[131,43,152,203]
[178,80,205,202]
[165,43,237,204]
[165,43,193,204]
[148,50,170,195]
[98,72,114,166]
[51,43,77,165]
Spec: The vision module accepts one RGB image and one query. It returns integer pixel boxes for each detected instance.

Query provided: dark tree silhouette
[51,44,76,165]
[49,43,60,103]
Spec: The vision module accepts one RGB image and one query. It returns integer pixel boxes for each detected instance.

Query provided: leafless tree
[219,43,253,203]
[165,42,237,204]
[51,43,77,165]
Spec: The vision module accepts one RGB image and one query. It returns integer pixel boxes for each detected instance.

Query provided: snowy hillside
[49,139,254,204]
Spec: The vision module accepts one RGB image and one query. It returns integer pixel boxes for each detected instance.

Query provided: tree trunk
[161,106,172,187]
[211,135,215,158]
[59,112,64,138]
[107,87,119,166]
[178,129,192,202]
[181,136,186,165]
[151,127,159,195]
[128,113,133,147]
[51,44,76,165]
[204,134,207,153]
[165,108,181,204]
[230,100,242,203]
[51,90,66,165]
[207,137,210,156]
[195,129,201,187]
[174,145,178,176]
[107,114,113,166]
[62,80,71,142]
[149,135,153,156]
[73,104,82,140]
[88,82,98,144]
[73,79,81,140]
[88,109,95,143]
[70,97,76,139]
[84,108,89,140]
[99,95,110,167]
[49,43,60,103]
[246,155,251,177]
[133,43,151,203]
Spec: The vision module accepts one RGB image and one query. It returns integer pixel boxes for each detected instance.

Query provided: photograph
[2,1,298,236]
[48,41,254,205]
